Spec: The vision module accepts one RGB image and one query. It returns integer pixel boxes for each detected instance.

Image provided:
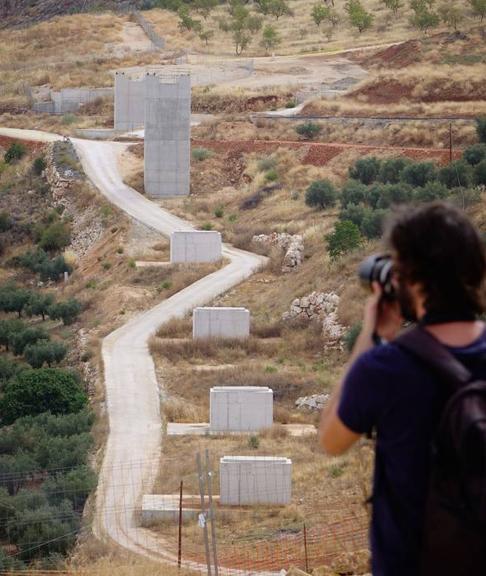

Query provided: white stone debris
[282,291,345,348]
[252,232,304,272]
[295,393,330,411]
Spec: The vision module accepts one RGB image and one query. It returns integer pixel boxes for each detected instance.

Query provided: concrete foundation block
[170,231,222,263]
[144,73,191,198]
[193,307,250,340]
[210,387,273,433]
[219,456,292,506]
[141,495,198,526]
[114,73,146,132]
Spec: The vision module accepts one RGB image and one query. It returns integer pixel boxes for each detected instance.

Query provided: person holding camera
[319,202,486,576]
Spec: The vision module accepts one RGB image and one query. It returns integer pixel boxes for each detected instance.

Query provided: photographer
[319,202,486,576]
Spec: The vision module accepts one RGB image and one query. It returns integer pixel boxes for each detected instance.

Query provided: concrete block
[144,73,191,198]
[193,307,250,340]
[210,387,273,433]
[170,231,222,264]
[141,495,198,526]
[219,456,292,506]
[114,73,145,132]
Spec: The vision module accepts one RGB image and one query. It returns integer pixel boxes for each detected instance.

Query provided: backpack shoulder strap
[395,326,472,389]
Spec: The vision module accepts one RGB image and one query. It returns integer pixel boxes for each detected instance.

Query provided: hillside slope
[0,0,135,27]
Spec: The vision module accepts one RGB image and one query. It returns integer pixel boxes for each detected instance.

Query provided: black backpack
[396,326,486,575]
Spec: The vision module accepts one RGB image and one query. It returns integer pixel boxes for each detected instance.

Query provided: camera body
[358,254,395,299]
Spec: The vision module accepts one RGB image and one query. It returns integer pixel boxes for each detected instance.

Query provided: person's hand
[362,282,403,342]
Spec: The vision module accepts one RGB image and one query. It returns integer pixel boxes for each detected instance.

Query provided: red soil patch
[362,40,422,69]
[192,139,461,167]
[0,136,45,154]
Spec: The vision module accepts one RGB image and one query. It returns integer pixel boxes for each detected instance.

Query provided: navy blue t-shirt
[338,329,486,576]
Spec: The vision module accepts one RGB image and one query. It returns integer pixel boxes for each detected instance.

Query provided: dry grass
[143,0,474,57]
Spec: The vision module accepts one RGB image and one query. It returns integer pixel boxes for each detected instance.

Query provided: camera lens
[358,254,394,299]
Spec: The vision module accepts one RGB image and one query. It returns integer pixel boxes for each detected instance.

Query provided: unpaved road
[0,128,266,568]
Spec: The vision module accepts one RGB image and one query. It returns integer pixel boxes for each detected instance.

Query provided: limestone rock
[282,291,345,348]
[295,394,330,411]
[252,232,304,273]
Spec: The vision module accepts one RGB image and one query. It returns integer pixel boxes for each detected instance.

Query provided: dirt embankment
[192,138,461,167]
[192,91,293,114]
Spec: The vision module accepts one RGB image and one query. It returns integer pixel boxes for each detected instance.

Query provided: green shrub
[14,250,72,282]
[0,284,32,317]
[339,203,368,228]
[43,465,97,510]
[326,220,363,260]
[378,157,410,183]
[214,206,224,218]
[401,161,437,187]
[474,159,486,186]
[0,211,11,232]
[375,183,413,209]
[38,220,71,252]
[361,208,387,239]
[11,327,49,356]
[476,117,486,143]
[463,143,486,166]
[414,181,449,202]
[438,160,473,189]
[33,156,47,175]
[0,318,25,352]
[1,368,87,424]
[349,156,381,185]
[4,142,26,164]
[192,147,213,161]
[48,299,82,326]
[340,179,369,208]
[295,121,322,140]
[0,356,25,390]
[24,341,67,369]
[343,323,362,352]
[61,113,76,125]
[305,179,337,209]
[285,99,297,108]
[201,222,213,230]
[26,293,55,321]
[257,157,277,172]
[248,435,260,449]
[265,168,279,182]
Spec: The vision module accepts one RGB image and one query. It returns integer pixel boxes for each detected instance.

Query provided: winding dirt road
[0,128,266,567]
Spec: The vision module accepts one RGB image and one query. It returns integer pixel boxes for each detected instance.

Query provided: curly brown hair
[385,202,486,317]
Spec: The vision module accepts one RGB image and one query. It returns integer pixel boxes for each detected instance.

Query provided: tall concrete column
[144,73,191,198]
[114,72,145,132]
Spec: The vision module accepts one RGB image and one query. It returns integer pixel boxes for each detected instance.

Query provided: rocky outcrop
[295,393,330,411]
[252,232,304,272]
[282,291,345,348]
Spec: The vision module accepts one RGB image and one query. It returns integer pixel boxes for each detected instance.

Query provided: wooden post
[205,449,219,576]
[178,480,183,568]
[303,522,309,573]
[196,452,212,576]
[449,123,453,164]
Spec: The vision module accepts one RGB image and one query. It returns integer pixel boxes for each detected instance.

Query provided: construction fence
[0,452,369,575]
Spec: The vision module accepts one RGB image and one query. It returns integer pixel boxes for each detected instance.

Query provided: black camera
[358,254,395,299]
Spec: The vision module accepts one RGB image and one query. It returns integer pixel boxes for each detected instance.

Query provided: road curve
[0,128,266,568]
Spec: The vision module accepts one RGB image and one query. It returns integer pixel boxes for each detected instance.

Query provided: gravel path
[0,128,267,569]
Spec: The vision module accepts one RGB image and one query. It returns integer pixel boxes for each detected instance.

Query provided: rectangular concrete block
[171,231,222,264]
[210,387,273,433]
[114,73,146,132]
[220,456,292,506]
[144,74,191,198]
[141,495,198,526]
[193,307,250,340]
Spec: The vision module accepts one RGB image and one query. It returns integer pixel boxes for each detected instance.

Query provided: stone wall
[252,232,304,273]
[44,142,103,258]
[282,291,345,347]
